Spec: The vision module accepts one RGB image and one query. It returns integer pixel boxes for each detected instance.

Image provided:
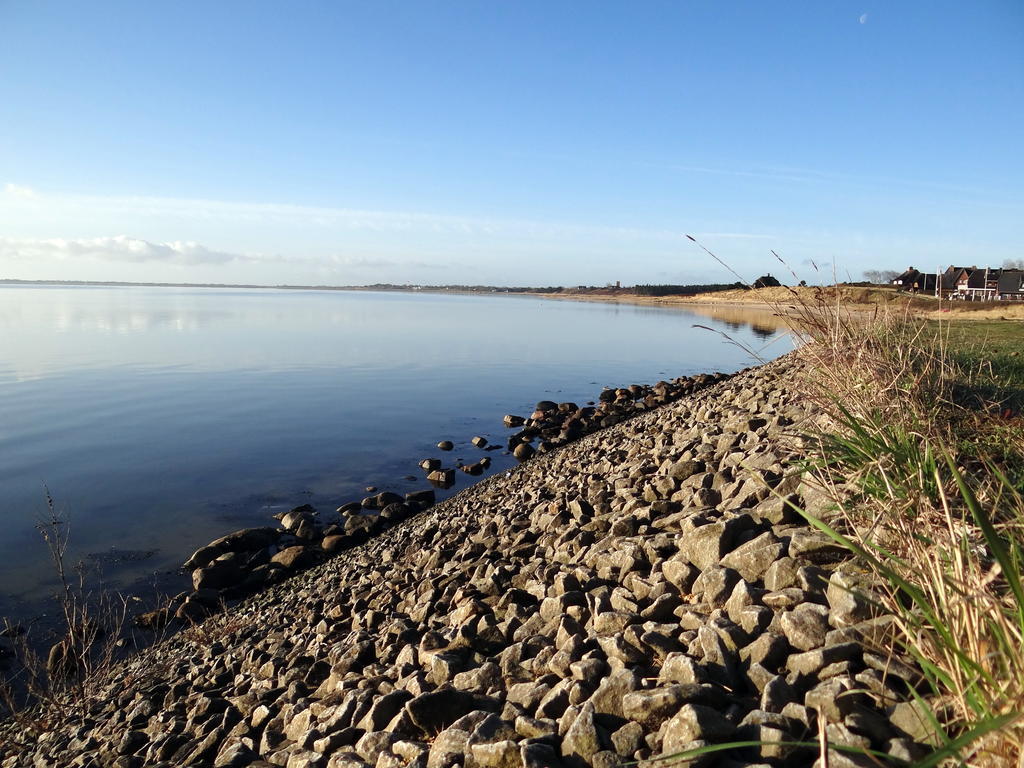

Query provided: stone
[560,702,603,763]
[719,532,786,582]
[271,545,320,570]
[321,535,348,554]
[428,727,470,768]
[680,523,733,570]
[668,459,705,481]
[286,751,325,768]
[192,556,242,590]
[888,700,940,745]
[780,603,830,651]
[470,740,520,768]
[521,742,562,768]
[427,469,455,486]
[760,675,797,713]
[280,506,316,531]
[827,570,873,627]
[213,739,259,768]
[183,527,279,569]
[661,559,699,593]
[659,654,705,685]
[661,705,734,754]
[611,721,645,757]
[691,565,739,606]
[406,489,436,508]
[437,441,454,451]
[764,557,800,591]
[405,690,500,734]
[589,669,641,719]
[621,686,694,731]
[355,732,400,764]
[358,690,414,733]
[513,444,535,461]
[786,642,862,678]
[788,530,847,564]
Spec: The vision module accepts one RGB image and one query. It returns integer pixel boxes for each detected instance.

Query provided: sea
[0,284,790,624]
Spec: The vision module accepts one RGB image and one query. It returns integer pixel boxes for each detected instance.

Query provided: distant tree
[1004,259,1024,270]
[633,282,745,297]
[863,270,899,284]
[798,280,807,287]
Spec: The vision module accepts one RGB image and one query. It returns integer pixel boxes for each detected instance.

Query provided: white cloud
[1,185,699,245]
[859,13,868,24]
[0,236,263,265]
[4,182,37,199]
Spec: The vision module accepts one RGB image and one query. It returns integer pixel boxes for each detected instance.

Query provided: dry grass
[769,274,1024,765]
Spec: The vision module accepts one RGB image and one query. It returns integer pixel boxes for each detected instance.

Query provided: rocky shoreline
[145,372,735,632]
[2,352,930,768]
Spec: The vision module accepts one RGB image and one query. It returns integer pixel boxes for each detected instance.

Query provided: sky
[1,1,1022,287]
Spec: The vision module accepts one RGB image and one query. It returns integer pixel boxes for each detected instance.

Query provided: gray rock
[561,702,603,763]
[691,565,739,606]
[780,603,830,651]
[427,727,470,768]
[764,557,800,591]
[888,700,940,745]
[786,642,861,677]
[358,690,414,732]
[405,689,500,734]
[788,530,847,564]
[719,532,786,582]
[589,669,641,719]
[521,742,563,768]
[355,732,400,764]
[826,570,873,627]
[271,545,320,570]
[658,653,705,685]
[470,740,521,768]
[679,522,733,570]
[661,704,734,754]
[621,686,693,731]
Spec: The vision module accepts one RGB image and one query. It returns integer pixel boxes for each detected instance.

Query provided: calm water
[0,285,789,620]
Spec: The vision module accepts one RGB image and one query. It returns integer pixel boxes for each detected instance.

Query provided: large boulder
[182,527,279,570]
[270,545,321,570]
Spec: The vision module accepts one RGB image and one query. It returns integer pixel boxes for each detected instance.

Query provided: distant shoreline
[5,279,1022,321]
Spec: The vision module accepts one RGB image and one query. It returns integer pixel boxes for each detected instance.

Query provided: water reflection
[675,302,790,333]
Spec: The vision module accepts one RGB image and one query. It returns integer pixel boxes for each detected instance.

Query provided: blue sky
[1,1,1021,286]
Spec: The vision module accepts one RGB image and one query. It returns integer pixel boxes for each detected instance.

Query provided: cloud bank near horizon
[0,235,262,266]
[2,181,1007,287]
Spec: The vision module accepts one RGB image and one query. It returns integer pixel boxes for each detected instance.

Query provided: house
[753,274,781,289]
[891,264,1020,300]
[892,267,937,293]
[961,268,1002,301]
[997,270,1024,301]
[942,265,976,297]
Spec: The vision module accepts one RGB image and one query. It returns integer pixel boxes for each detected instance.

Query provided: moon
[859,13,868,24]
